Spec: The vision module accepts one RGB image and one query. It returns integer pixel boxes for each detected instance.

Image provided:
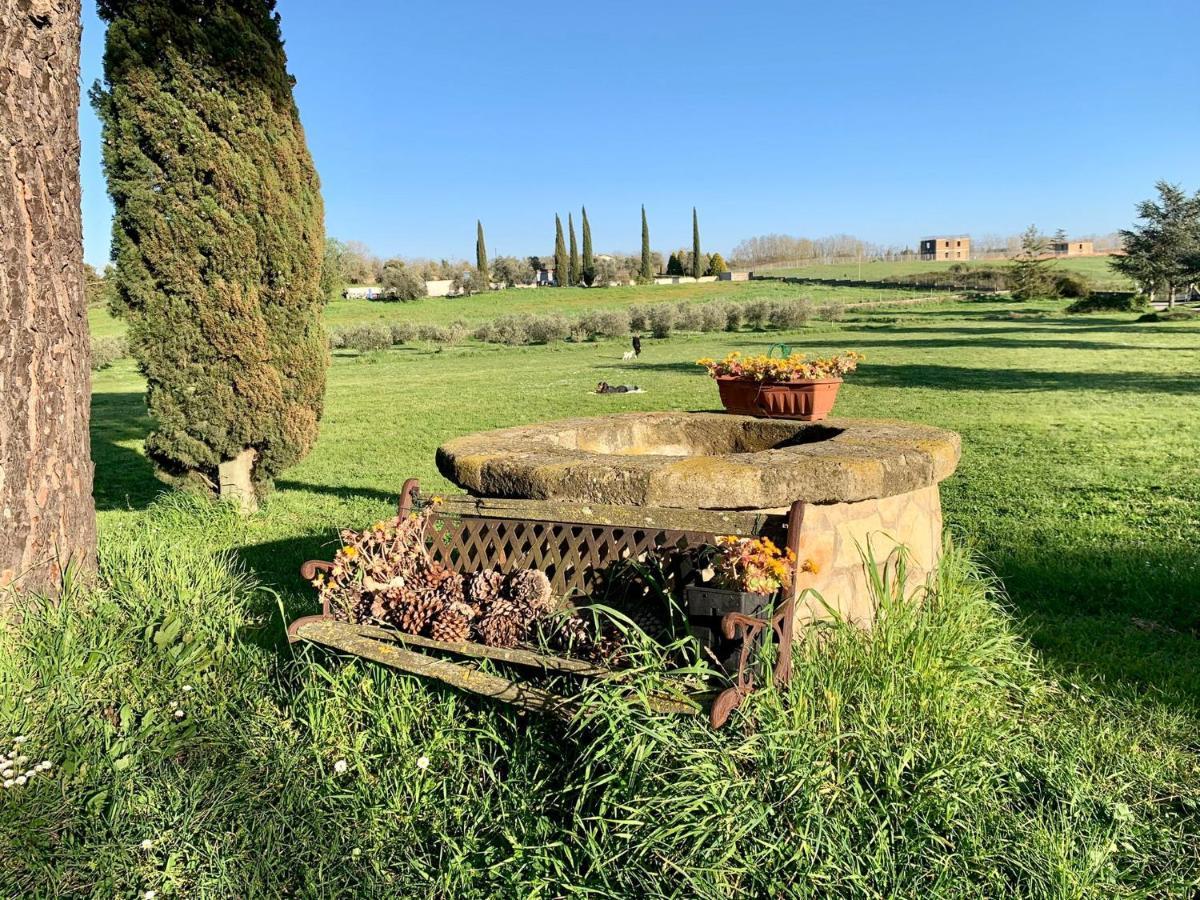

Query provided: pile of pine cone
[313,506,556,648]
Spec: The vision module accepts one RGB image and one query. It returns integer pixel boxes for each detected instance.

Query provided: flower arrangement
[696,350,863,383]
[708,535,814,596]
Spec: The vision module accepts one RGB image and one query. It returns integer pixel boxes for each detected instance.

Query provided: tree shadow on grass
[852,363,1197,394]
[91,391,163,511]
[981,540,1200,712]
[600,359,1197,394]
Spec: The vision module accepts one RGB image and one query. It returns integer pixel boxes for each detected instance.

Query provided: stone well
[436,412,960,626]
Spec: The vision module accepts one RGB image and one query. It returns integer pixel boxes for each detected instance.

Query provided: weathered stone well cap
[436,412,960,510]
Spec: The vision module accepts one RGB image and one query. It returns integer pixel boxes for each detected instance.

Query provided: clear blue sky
[79,0,1200,266]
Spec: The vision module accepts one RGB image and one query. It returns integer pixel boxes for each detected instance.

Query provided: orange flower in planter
[710,536,813,596]
[698,351,863,384]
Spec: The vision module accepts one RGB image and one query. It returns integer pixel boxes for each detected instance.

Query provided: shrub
[525,314,571,344]
[648,304,675,338]
[743,300,769,330]
[473,316,529,345]
[724,304,743,331]
[815,303,846,322]
[706,252,729,276]
[1051,273,1089,301]
[674,303,703,333]
[417,322,467,344]
[1054,272,1092,300]
[327,328,347,350]
[389,321,417,344]
[628,305,650,332]
[378,265,427,302]
[90,335,129,371]
[767,299,810,330]
[577,309,632,340]
[1066,292,1148,314]
[340,323,392,352]
[699,302,727,332]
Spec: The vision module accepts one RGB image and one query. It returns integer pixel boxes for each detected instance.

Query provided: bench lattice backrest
[400,479,785,602]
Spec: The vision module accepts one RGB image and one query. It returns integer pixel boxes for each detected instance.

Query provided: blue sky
[79,0,1200,266]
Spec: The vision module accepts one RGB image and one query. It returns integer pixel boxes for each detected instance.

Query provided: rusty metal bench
[288,478,807,727]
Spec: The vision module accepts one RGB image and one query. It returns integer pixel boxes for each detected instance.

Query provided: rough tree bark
[0,0,96,599]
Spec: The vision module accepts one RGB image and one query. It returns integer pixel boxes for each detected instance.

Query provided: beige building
[919,236,970,260]
[1049,239,1094,256]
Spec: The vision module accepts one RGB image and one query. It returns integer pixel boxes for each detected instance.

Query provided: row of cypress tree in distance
[475,207,710,288]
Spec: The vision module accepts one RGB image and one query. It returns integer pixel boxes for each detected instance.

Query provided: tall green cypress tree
[94,0,326,500]
[692,207,702,279]
[554,215,568,287]
[581,206,595,286]
[568,213,580,287]
[640,205,653,283]
[476,219,489,289]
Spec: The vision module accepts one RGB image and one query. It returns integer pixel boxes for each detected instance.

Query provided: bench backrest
[399,479,791,601]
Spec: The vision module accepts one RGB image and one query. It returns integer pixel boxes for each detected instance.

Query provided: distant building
[919,236,970,261]
[342,285,382,299]
[534,265,556,286]
[1048,239,1094,256]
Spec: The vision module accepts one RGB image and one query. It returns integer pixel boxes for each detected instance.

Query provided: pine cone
[590,628,628,666]
[430,608,471,643]
[433,569,465,606]
[465,569,507,607]
[550,613,594,654]
[477,599,529,648]
[505,569,554,614]
[393,592,443,635]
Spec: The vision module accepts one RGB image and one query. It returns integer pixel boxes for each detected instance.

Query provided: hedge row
[328,299,846,352]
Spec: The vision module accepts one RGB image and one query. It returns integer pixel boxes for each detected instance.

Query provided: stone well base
[788,484,943,627]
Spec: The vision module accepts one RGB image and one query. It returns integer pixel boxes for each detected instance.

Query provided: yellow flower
[341,545,358,558]
[430,495,445,505]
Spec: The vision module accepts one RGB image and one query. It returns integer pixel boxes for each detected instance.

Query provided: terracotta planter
[715,376,843,421]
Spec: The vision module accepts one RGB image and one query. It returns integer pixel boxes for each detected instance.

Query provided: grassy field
[91,297,1200,703]
[6,295,1199,894]
[760,255,1133,290]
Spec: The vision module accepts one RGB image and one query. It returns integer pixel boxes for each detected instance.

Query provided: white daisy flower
[174,709,185,719]
[416,755,430,770]
[333,759,348,774]
[15,776,26,786]
[2,779,12,788]
[140,839,153,850]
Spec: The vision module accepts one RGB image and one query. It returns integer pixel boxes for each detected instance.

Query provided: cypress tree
[568,213,580,286]
[640,205,653,283]
[476,220,489,289]
[581,206,595,286]
[554,215,568,287]
[692,207,702,279]
[94,0,327,502]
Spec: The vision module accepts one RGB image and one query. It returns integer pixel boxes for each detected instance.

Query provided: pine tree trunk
[0,0,96,599]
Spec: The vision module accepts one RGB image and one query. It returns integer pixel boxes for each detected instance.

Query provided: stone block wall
[789,484,943,627]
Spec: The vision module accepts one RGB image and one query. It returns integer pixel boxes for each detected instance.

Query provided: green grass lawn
[92,298,1200,703]
[7,295,1198,895]
[763,255,1134,290]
